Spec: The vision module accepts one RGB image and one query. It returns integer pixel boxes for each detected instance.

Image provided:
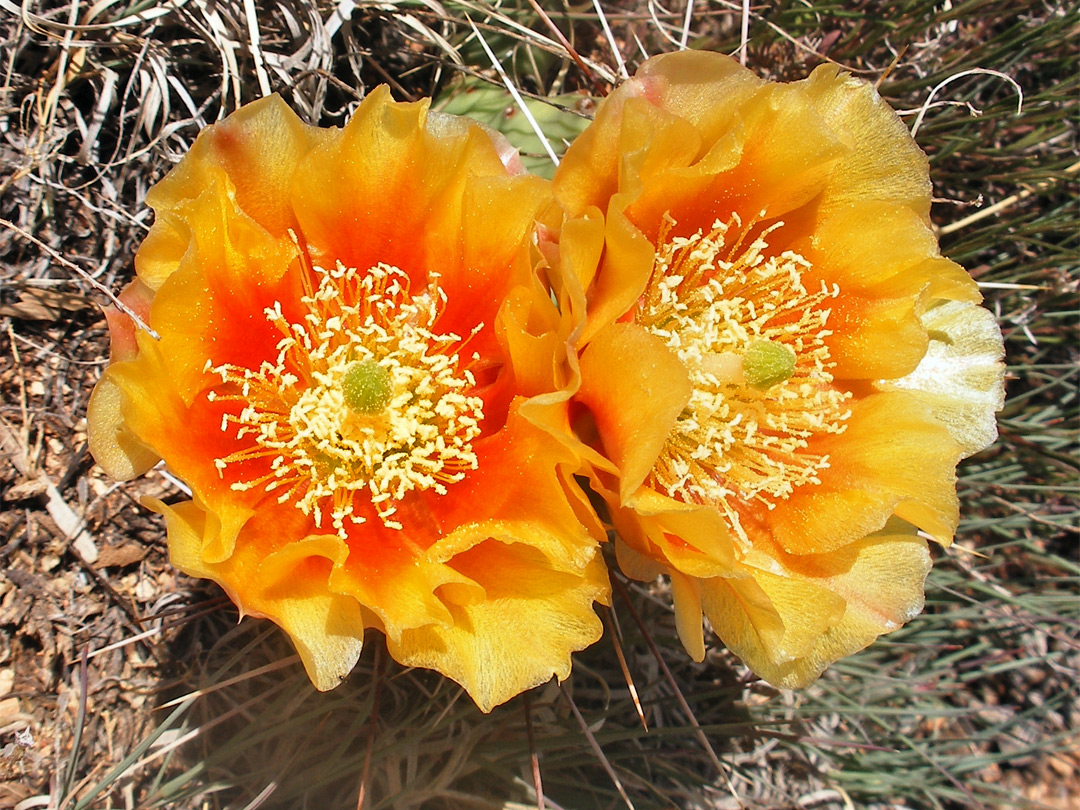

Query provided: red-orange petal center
[206,257,484,537]
[639,213,852,544]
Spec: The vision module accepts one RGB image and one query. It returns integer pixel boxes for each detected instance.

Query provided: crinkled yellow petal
[585,205,657,346]
[152,498,366,691]
[793,201,979,302]
[615,487,736,576]
[555,50,763,223]
[635,50,765,140]
[617,98,703,197]
[496,284,565,399]
[799,64,933,218]
[770,392,962,553]
[98,334,256,563]
[88,278,162,480]
[703,571,846,668]
[463,174,556,315]
[881,299,1006,457]
[85,369,161,481]
[387,537,607,713]
[703,524,932,687]
[137,95,327,289]
[826,291,928,381]
[613,536,668,586]
[147,187,303,407]
[367,408,609,712]
[710,80,846,223]
[290,88,506,280]
[790,202,980,381]
[577,323,692,501]
[325,530,480,645]
[670,569,706,662]
[544,203,657,350]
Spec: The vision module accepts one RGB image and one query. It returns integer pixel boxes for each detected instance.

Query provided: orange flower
[554,52,1005,687]
[88,90,608,711]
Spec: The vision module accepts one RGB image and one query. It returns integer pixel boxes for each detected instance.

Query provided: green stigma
[342,360,393,414]
[743,339,797,390]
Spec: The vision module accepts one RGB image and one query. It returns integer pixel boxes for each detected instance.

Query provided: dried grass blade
[242,0,272,97]
[467,15,560,167]
[560,685,636,810]
[611,575,743,807]
[603,606,647,731]
[910,68,1024,137]
[157,655,301,709]
[590,0,627,79]
[522,692,545,810]
[0,218,160,339]
[524,0,605,95]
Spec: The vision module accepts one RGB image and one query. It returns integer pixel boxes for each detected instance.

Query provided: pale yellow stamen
[640,213,852,545]
[206,261,484,537]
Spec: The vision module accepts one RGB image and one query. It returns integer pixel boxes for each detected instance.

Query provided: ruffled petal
[704,523,932,687]
[825,291,928,380]
[613,487,736,576]
[137,95,327,289]
[577,323,692,500]
[388,536,607,713]
[764,392,962,553]
[881,299,1006,457]
[798,64,933,217]
[153,498,366,691]
[703,570,846,669]
[792,201,980,303]
[85,369,161,481]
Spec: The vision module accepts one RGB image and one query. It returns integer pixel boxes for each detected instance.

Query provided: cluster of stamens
[206,259,484,537]
[639,213,852,544]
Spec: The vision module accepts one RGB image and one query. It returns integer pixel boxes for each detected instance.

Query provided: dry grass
[0,0,1076,808]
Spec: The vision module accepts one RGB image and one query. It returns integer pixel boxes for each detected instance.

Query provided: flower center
[639,214,852,544]
[207,260,484,537]
[341,360,394,414]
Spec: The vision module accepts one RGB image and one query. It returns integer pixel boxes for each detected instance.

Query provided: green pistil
[744,339,797,390]
[342,360,393,414]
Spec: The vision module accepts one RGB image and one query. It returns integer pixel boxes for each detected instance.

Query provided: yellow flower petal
[881,299,1007,456]
[798,64,934,217]
[704,524,932,688]
[703,570,846,668]
[86,369,160,481]
[137,95,328,290]
[577,323,692,501]
[768,392,962,553]
[153,498,365,690]
[613,487,737,577]
[670,569,706,662]
[388,536,607,713]
[825,291,928,380]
